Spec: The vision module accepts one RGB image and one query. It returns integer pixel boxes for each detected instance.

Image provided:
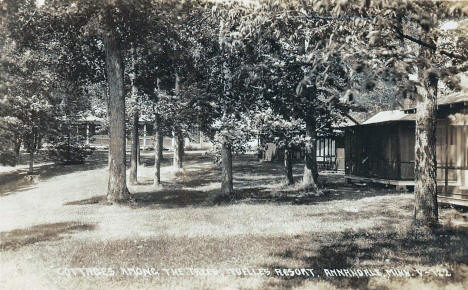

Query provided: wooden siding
[399,123,415,179]
[345,123,405,180]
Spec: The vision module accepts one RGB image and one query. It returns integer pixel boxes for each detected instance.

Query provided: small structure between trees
[345,92,468,206]
[261,133,345,172]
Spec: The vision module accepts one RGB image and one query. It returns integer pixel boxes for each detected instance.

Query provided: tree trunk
[173,129,184,169]
[129,110,139,185]
[106,86,112,168]
[130,44,141,169]
[137,138,141,166]
[302,119,319,190]
[67,126,71,162]
[221,139,233,196]
[27,127,38,174]
[14,139,21,165]
[412,30,439,228]
[413,72,439,227]
[284,147,294,185]
[103,27,129,203]
[28,151,34,174]
[37,135,42,150]
[257,135,263,161]
[153,115,163,187]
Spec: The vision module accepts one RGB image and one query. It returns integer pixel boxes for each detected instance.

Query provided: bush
[47,137,94,165]
[0,151,17,166]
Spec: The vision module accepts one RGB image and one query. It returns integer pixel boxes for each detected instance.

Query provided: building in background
[74,115,212,151]
[344,92,468,206]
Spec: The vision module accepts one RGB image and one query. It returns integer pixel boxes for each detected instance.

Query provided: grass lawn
[1,151,468,289]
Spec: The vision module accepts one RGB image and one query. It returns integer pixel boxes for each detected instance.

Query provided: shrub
[47,136,94,165]
[0,151,17,166]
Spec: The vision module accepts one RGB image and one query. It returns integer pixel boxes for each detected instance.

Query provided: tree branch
[439,49,468,61]
[440,62,468,79]
[393,25,467,61]
[344,112,360,125]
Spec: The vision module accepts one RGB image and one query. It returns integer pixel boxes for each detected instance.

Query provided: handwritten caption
[55,267,452,279]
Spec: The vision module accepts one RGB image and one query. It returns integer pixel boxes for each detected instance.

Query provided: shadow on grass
[0,222,95,251]
[230,155,400,205]
[65,176,404,210]
[64,183,391,210]
[64,195,107,206]
[220,176,403,206]
[263,224,468,289]
[130,189,214,208]
[139,153,173,168]
[172,166,221,188]
[64,188,216,209]
[62,153,406,209]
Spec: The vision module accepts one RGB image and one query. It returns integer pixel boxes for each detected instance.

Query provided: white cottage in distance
[75,114,211,151]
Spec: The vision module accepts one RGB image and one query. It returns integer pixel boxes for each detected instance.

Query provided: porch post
[462,128,467,189]
[463,105,467,189]
[457,122,463,187]
[396,124,401,179]
[445,121,449,195]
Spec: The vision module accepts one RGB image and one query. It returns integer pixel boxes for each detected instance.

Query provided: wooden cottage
[344,92,468,206]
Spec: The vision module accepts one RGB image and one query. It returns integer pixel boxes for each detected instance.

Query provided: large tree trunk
[413,71,439,227]
[173,129,184,169]
[153,114,163,187]
[221,138,233,196]
[412,30,439,228]
[103,28,129,203]
[284,147,294,185]
[302,119,319,190]
[129,110,139,185]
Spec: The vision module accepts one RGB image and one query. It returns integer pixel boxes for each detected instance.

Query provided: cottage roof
[358,92,468,126]
[76,113,153,124]
[403,91,468,111]
[80,115,105,123]
[362,110,415,125]
[438,91,468,106]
